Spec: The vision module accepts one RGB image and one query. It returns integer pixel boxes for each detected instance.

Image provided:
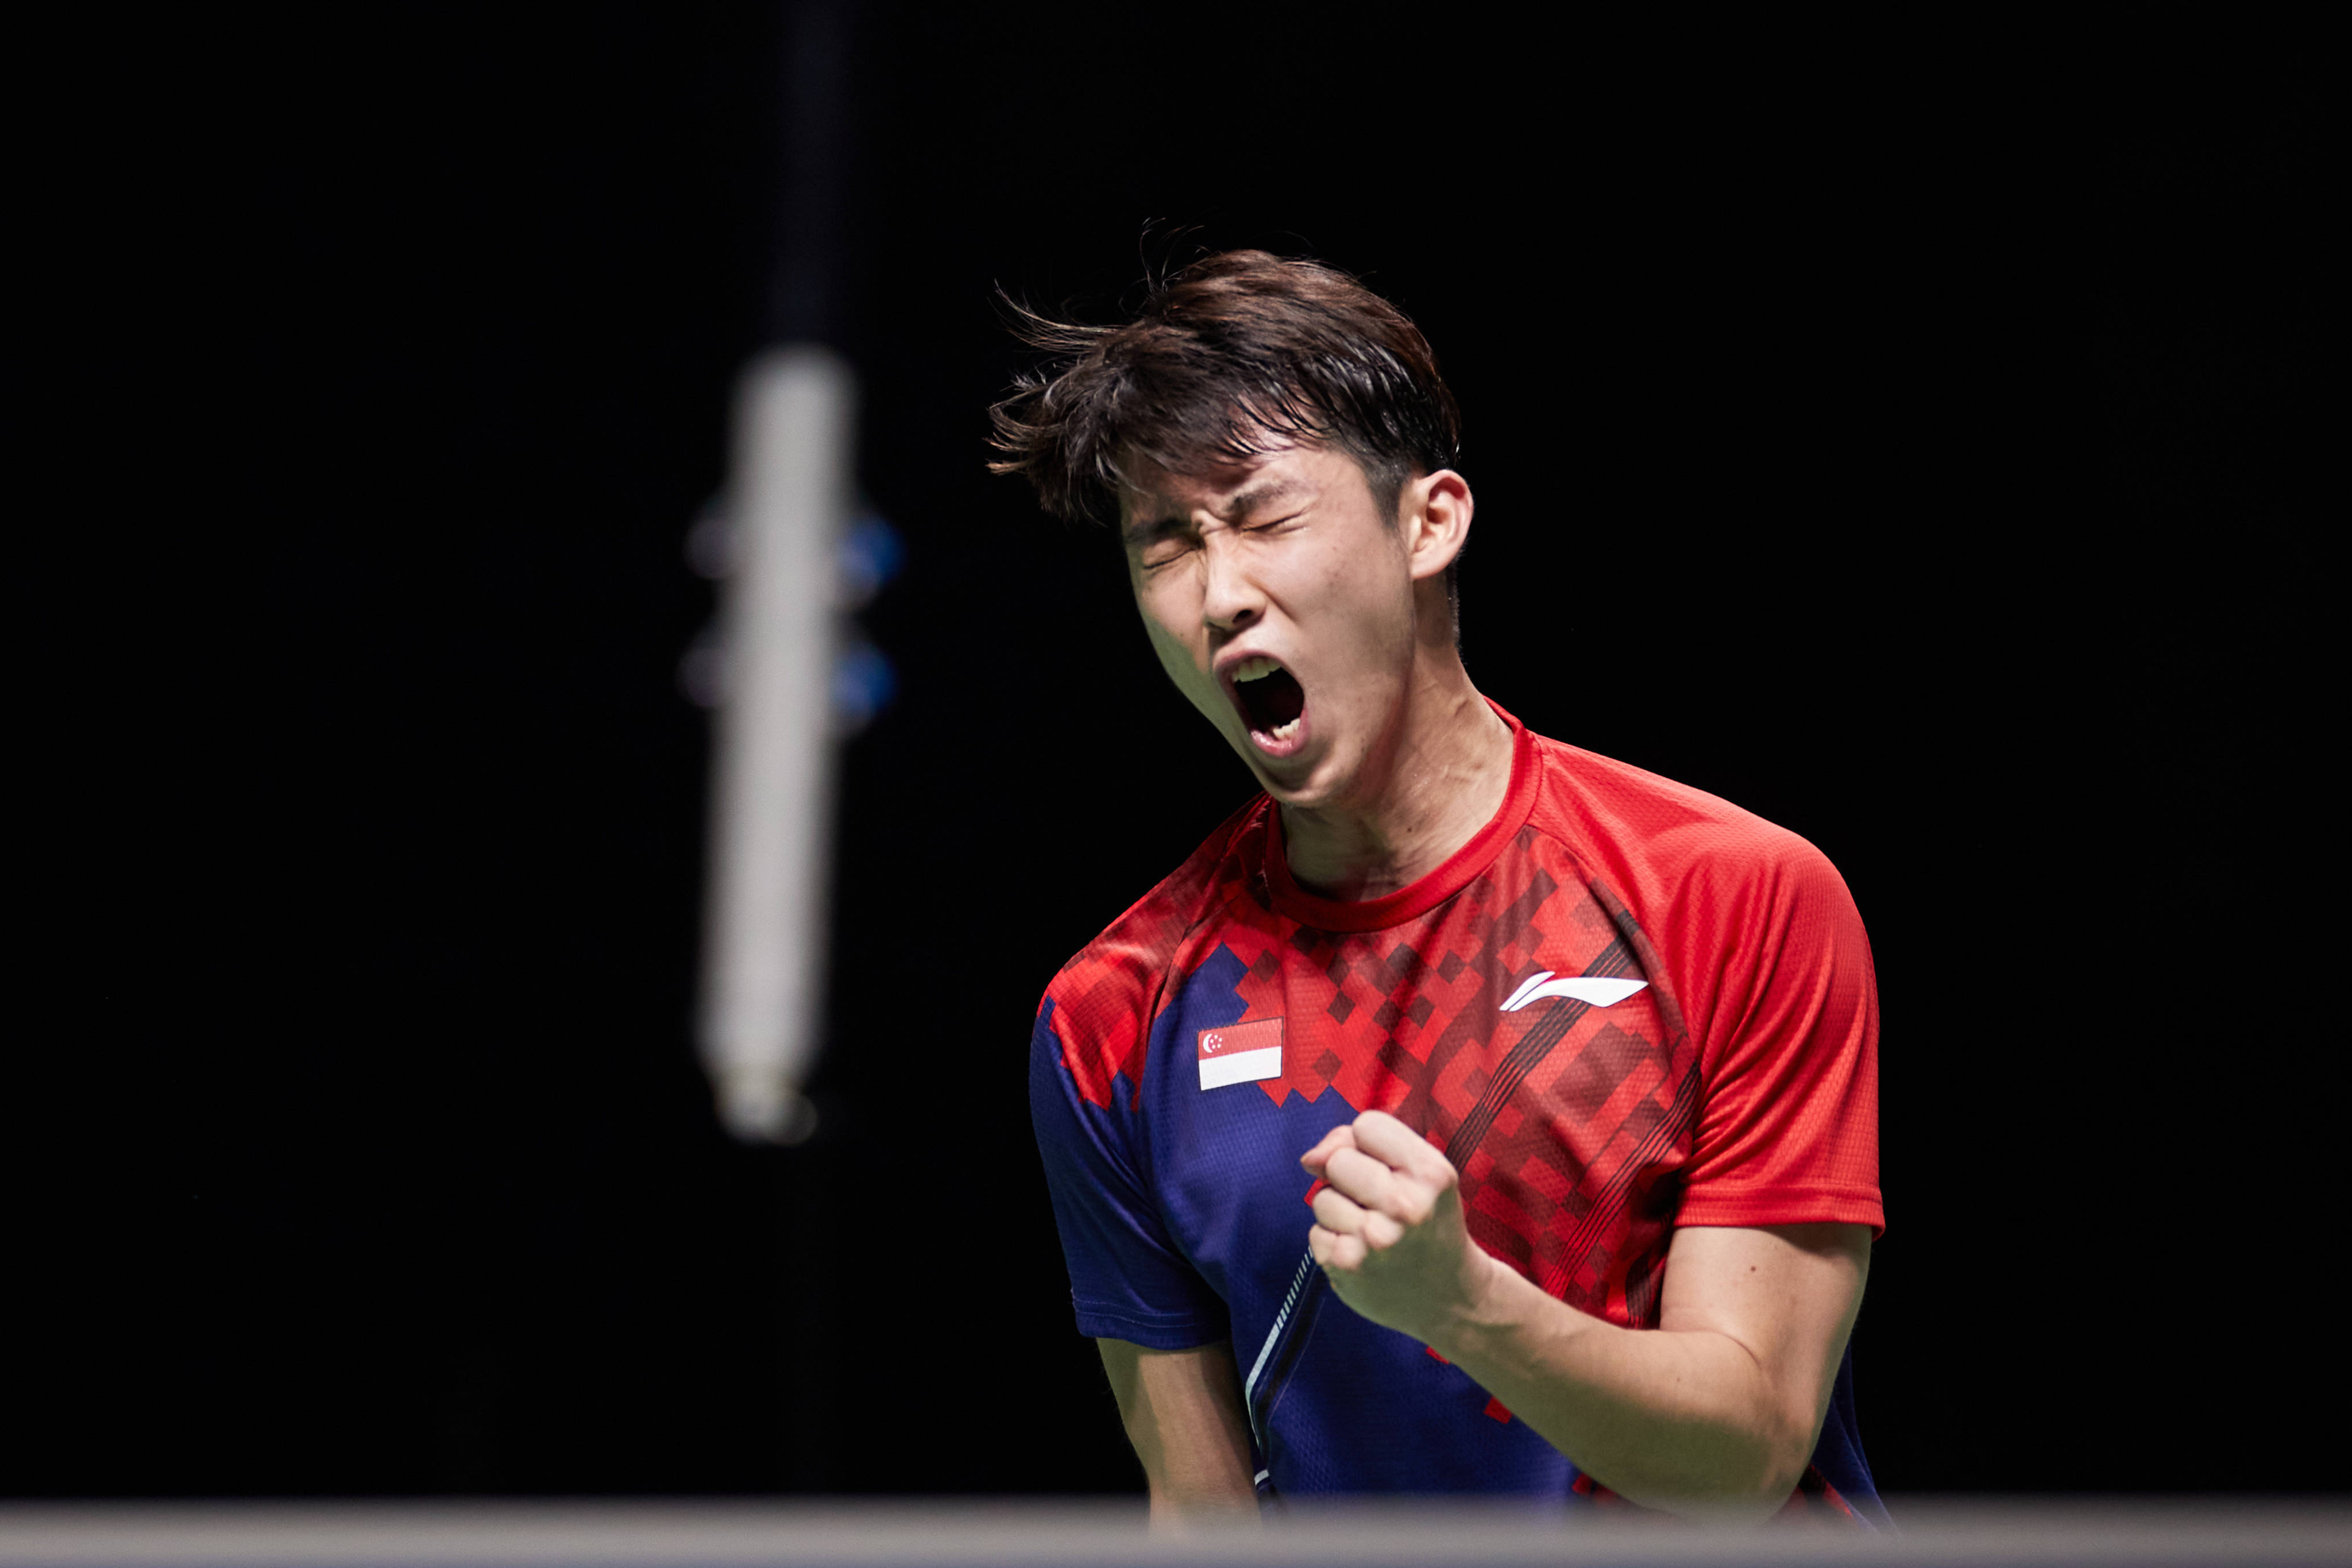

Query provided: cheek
[1142,614,1193,678]
[1136,590,1219,697]
[1307,540,1415,662]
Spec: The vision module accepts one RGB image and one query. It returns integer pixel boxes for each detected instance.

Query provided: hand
[1300,1110,1498,1344]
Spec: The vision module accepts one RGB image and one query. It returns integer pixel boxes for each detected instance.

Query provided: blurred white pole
[699,347,854,1143]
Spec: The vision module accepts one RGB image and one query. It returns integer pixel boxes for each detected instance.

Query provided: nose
[1199,530,1262,636]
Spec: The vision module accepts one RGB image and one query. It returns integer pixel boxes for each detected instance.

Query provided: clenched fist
[1301,1110,1501,1344]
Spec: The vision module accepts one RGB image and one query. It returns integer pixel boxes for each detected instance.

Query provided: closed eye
[1240,508,1307,534]
[1125,513,1192,567]
[1137,535,1198,571]
[1130,508,1301,569]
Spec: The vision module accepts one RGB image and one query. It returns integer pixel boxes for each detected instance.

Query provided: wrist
[1423,1244,1515,1361]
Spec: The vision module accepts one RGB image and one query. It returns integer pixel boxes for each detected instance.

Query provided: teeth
[1234,656,1280,683]
[1269,718,1300,741]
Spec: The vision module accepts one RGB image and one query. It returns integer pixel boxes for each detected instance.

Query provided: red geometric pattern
[1049,801,1695,1328]
[1037,707,1884,1509]
[1045,710,1880,1334]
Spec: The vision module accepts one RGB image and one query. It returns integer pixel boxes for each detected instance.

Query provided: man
[992,252,1884,1524]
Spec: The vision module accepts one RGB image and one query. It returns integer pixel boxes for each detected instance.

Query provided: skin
[1095,1338,1257,1530]
[1302,1114,1869,1519]
[1118,442,1511,900]
[1098,441,1870,1524]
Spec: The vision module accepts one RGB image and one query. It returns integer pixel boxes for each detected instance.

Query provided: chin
[1248,747,1350,810]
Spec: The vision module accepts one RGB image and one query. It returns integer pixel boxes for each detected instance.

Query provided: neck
[1279,656,1514,903]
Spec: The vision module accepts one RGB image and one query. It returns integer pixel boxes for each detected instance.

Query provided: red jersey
[1029,701,1883,1509]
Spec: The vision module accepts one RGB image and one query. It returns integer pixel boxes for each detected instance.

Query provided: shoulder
[1041,794,1269,1038]
[1519,731,1851,928]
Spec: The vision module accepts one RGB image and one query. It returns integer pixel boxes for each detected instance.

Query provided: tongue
[1245,669,1306,731]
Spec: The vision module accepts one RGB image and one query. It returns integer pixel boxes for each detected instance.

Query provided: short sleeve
[1675,839,1883,1235]
[1029,996,1229,1347]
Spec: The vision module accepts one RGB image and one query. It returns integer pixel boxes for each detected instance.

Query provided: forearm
[1428,1257,1809,1517]
[1135,1416,1256,1528]
[1303,1117,1864,1518]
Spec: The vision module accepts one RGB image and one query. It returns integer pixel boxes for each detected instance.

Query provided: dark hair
[988,250,1462,526]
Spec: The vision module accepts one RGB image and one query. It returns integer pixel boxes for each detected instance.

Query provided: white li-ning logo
[1500,971,1650,1012]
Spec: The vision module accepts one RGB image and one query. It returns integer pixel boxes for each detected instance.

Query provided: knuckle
[1314,1192,1362,1232]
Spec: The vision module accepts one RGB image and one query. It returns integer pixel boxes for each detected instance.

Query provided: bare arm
[1095,1338,1258,1527]
[1306,1112,1869,1520]
[1435,1222,1867,1513]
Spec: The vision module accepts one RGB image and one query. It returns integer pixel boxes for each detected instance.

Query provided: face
[1120,441,1466,809]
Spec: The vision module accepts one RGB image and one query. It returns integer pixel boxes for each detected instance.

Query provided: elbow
[1651,1409,1817,1524]
[1752,1440,1814,1517]
[1662,1458,1808,1526]
[1729,1404,1824,1519]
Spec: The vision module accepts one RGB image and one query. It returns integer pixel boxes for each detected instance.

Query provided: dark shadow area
[10,11,2334,1498]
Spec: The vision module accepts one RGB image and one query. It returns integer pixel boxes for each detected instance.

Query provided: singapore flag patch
[1198,1018,1284,1090]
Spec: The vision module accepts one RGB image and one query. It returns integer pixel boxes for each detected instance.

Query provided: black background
[12,10,2335,1499]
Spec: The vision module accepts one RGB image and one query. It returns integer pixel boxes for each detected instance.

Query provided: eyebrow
[1123,476,1308,543]
[1224,476,1307,518]
[1121,511,1185,546]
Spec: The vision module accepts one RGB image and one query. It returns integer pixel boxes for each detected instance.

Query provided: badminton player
[994,252,1884,1524]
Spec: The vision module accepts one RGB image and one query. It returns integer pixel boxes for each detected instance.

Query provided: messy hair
[987,250,1462,526]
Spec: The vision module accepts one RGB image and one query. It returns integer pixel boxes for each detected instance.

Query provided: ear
[1401,469,1473,584]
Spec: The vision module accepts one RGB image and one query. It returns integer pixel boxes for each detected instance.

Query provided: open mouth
[1230,655,1306,743]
